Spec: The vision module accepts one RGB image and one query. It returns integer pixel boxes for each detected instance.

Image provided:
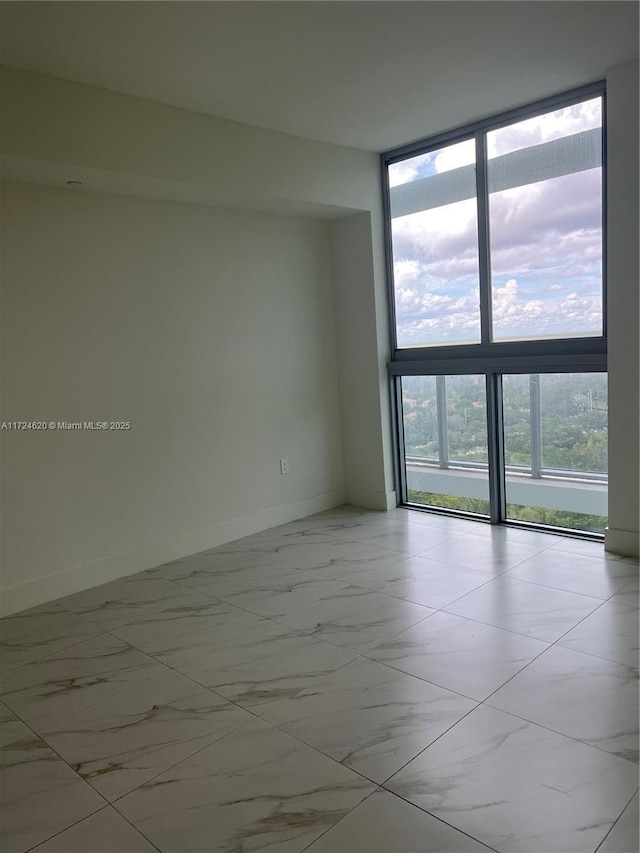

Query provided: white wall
[0,65,395,513]
[605,60,640,556]
[0,66,379,216]
[1,182,346,614]
[330,213,395,510]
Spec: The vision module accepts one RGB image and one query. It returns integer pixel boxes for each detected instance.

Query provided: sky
[388,98,603,347]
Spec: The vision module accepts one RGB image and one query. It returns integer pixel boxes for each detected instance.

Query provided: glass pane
[446,375,489,465]
[503,373,608,533]
[402,375,489,515]
[388,140,481,348]
[402,375,438,460]
[487,97,603,342]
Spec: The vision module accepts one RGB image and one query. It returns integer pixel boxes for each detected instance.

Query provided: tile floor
[1,506,638,853]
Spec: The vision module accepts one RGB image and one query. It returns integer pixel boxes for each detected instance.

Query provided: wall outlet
[279,458,289,475]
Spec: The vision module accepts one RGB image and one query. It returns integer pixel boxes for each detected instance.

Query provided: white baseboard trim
[0,488,347,617]
[346,488,398,512]
[604,527,640,558]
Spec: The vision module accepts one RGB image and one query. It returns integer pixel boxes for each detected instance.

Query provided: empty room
[0,2,638,852]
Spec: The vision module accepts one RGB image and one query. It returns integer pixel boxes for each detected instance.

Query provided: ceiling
[0,1,638,152]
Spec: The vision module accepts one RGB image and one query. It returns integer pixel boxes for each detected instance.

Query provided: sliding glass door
[502,373,607,533]
[401,375,490,516]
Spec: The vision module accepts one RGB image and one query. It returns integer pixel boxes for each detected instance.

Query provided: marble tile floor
[1,506,638,853]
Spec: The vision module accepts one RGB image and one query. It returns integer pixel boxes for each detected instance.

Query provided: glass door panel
[402,375,490,516]
[502,373,608,532]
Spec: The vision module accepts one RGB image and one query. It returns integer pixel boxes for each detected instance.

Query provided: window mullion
[475,132,492,345]
[393,376,408,504]
[530,374,542,478]
[486,372,506,523]
[436,375,449,469]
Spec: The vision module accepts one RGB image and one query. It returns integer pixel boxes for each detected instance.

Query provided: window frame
[382,82,607,535]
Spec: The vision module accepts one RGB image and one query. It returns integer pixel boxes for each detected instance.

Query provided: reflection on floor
[1,506,638,853]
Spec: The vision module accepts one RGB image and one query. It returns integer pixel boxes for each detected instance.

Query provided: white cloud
[388,151,433,187]
[492,279,545,330]
[559,292,600,324]
[394,258,420,287]
[388,160,421,188]
[494,278,518,305]
[487,97,601,158]
[390,103,604,345]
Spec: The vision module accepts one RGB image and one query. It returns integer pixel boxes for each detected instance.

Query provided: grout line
[377,789,502,853]
[22,804,165,853]
[0,620,112,677]
[297,786,382,853]
[3,511,637,853]
[1,639,178,736]
[593,787,640,853]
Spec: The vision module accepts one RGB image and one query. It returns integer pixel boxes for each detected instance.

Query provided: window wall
[384,84,607,535]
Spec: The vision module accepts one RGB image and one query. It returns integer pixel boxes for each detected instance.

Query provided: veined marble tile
[40,669,252,801]
[217,576,352,620]
[264,657,476,783]
[558,599,639,667]
[307,554,408,587]
[386,705,640,853]
[0,701,32,749]
[56,574,199,630]
[343,524,454,556]
[609,573,640,610]
[169,557,319,601]
[328,554,492,610]
[445,575,603,642]
[256,524,352,547]
[323,516,450,547]
[0,724,104,853]
[551,538,639,563]
[366,611,548,700]
[185,636,357,715]
[274,585,434,654]
[505,548,638,599]
[110,601,264,662]
[110,592,251,652]
[111,608,284,668]
[30,807,158,853]
[0,602,103,674]
[305,790,494,852]
[152,617,356,715]
[302,515,417,543]
[458,524,562,547]
[419,534,548,574]
[261,538,406,573]
[401,511,487,536]
[299,506,390,526]
[597,792,639,853]
[0,633,166,731]
[115,717,376,853]
[213,527,339,558]
[282,516,390,540]
[487,644,639,763]
[146,547,277,582]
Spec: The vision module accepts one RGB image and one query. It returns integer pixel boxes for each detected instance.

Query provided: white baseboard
[605,527,640,558]
[0,488,347,617]
[346,488,398,512]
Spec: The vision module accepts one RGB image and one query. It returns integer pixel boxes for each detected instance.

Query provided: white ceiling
[0,1,638,152]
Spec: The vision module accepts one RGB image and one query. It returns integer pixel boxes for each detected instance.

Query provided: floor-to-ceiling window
[383,84,607,535]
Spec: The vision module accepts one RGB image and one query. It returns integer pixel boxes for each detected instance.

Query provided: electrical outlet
[280,458,289,475]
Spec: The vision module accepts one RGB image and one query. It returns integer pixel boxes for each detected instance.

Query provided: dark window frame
[382,82,607,536]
